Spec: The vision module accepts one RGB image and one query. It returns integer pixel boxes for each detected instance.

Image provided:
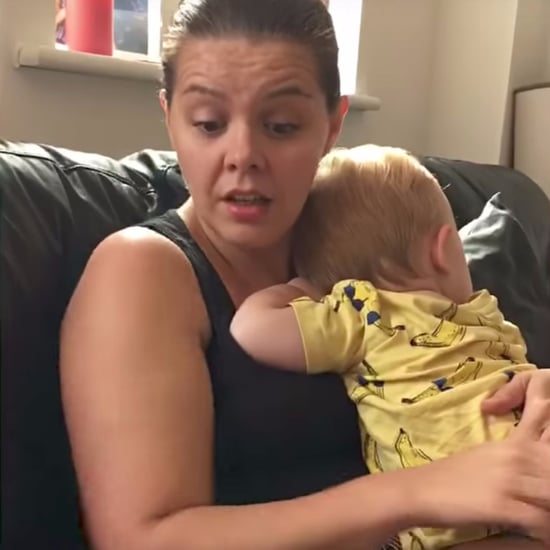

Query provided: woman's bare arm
[60,229,550,550]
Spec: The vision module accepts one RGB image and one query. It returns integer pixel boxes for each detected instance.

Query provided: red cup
[66,0,114,56]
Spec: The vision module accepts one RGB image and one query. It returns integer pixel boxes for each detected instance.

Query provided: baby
[230,145,539,550]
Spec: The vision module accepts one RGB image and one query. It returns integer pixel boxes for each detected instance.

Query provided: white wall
[340,0,437,153]
[1,0,547,161]
[545,8,550,80]
[425,0,549,165]
[426,0,518,164]
[0,0,171,158]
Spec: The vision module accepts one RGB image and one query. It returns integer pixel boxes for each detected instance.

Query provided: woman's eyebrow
[181,84,225,99]
[179,83,313,101]
[265,85,313,100]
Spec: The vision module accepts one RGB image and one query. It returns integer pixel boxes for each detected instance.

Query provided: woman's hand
[407,437,550,545]
[482,370,550,441]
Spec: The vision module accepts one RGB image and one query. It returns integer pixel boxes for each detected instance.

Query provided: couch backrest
[2,141,549,549]
[1,141,186,549]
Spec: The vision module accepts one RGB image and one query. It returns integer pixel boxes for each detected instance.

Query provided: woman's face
[161,38,345,250]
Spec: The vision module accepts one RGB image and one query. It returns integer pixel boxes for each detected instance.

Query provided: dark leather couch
[2,140,550,549]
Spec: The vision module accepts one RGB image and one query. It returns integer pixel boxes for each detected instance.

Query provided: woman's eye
[193,120,225,134]
[265,122,300,136]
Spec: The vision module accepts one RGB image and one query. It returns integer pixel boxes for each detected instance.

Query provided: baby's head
[294,144,473,303]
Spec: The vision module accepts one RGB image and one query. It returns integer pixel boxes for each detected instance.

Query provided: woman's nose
[224,123,266,173]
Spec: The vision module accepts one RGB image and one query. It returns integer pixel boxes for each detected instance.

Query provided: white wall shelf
[14,44,381,111]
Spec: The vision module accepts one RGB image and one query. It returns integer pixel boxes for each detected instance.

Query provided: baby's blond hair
[294,144,452,292]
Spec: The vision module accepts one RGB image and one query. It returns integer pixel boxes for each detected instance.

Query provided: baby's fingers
[512,397,550,442]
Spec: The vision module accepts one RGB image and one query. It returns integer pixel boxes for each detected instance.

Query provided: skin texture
[60,37,550,550]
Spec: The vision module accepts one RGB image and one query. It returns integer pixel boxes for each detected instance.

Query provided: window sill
[14,44,161,82]
[13,44,381,111]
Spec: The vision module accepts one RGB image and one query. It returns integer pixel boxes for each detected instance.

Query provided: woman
[60,1,550,549]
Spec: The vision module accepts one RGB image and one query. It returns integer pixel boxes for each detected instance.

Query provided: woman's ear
[324,96,348,154]
[159,89,169,116]
[159,89,174,143]
[430,224,454,273]
[339,95,350,119]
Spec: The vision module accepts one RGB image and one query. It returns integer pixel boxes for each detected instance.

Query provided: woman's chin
[223,227,286,251]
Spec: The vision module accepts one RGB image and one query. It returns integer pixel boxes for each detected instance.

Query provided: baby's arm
[230,282,311,371]
[232,278,367,375]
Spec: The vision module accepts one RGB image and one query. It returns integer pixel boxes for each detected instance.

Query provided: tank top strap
[140,209,235,333]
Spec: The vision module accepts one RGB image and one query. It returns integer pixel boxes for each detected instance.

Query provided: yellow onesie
[289,280,537,550]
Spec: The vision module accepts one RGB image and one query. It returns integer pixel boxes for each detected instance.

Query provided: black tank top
[143,210,366,504]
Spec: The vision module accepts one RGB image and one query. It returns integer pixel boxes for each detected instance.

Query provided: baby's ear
[430,224,454,274]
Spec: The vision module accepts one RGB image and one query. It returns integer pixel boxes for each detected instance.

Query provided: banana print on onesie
[289,280,537,549]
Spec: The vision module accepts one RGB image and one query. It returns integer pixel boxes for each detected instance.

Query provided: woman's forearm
[141,471,413,550]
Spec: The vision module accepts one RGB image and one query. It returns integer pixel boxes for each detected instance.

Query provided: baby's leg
[451,534,543,549]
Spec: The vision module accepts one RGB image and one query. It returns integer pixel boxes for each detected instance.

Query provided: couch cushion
[422,156,550,274]
[460,193,550,365]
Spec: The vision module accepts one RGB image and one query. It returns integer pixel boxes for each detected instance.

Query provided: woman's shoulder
[92,224,195,286]
[69,224,210,343]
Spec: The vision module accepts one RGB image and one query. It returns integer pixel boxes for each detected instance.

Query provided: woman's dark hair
[161,0,340,112]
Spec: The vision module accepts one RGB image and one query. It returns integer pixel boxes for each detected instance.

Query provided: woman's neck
[179,203,292,305]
